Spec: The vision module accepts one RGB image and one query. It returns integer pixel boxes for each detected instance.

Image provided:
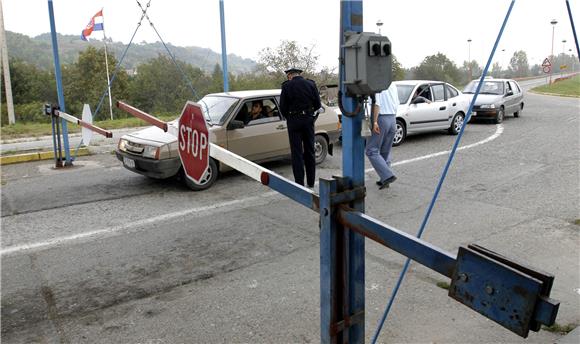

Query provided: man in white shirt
[366,83,399,190]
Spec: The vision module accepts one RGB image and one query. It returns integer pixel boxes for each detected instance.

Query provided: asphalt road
[1,90,579,343]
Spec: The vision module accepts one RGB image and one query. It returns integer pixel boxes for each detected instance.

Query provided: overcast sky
[3,0,579,71]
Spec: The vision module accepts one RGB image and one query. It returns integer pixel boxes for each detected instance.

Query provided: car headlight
[142,145,160,159]
[480,104,496,109]
[118,138,128,152]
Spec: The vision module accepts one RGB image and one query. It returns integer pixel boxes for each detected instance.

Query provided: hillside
[6,31,257,74]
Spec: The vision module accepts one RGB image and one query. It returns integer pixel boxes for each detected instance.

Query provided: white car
[330,81,469,146]
[392,80,469,145]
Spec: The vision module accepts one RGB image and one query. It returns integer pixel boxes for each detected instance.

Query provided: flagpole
[101,9,113,120]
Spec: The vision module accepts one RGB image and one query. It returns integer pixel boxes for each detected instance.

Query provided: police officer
[279,67,321,188]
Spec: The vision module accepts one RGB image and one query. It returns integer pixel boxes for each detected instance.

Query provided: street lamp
[467,38,472,79]
[550,19,558,84]
[562,39,567,77]
[376,19,383,35]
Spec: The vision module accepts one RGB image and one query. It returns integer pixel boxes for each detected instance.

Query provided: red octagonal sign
[178,101,209,185]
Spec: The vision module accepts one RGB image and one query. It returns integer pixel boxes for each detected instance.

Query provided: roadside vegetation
[531,75,580,97]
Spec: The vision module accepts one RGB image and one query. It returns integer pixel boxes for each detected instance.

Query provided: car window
[396,84,414,104]
[464,80,505,95]
[509,81,520,94]
[446,84,459,98]
[506,81,513,93]
[415,84,432,102]
[242,98,281,126]
[198,95,239,125]
[431,84,445,102]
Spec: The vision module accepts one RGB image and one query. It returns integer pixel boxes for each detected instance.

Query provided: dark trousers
[286,115,315,186]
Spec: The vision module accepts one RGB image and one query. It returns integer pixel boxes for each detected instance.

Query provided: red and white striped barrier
[116,101,168,132]
[54,110,112,138]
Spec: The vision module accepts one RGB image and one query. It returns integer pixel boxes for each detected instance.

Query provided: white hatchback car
[392,80,469,145]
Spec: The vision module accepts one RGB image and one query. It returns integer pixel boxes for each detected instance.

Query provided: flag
[81,9,104,41]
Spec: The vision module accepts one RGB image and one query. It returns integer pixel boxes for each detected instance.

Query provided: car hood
[464,93,503,105]
[123,122,219,146]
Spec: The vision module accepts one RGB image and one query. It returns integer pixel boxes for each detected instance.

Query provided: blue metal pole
[566,0,580,61]
[47,0,71,165]
[219,0,229,92]
[339,1,365,342]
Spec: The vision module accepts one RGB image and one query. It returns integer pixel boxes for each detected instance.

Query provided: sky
[3,0,579,71]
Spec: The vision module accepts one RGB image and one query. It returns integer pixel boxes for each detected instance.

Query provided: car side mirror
[506,90,514,96]
[227,119,245,130]
[412,97,426,104]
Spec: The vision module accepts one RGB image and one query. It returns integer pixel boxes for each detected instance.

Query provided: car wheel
[182,158,219,191]
[494,107,504,124]
[314,134,328,164]
[393,119,406,146]
[448,112,465,135]
[514,103,523,118]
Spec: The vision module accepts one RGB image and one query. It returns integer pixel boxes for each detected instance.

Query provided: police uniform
[279,68,321,187]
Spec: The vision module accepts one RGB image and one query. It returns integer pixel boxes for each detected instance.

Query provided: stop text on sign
[179,125,207,161]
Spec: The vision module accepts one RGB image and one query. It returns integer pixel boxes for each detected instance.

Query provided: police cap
[284,67,303,74]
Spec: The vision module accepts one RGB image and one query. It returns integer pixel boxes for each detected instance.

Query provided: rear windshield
[463,80,505,95]
[396,85,414,104]
[198,95,240,125]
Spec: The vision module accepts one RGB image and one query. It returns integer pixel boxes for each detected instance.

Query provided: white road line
[2,125,503,256]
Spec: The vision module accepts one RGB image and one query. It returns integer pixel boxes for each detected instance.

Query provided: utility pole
[550,19,558,84]
[219,0,229,92]
[0,0,15,125]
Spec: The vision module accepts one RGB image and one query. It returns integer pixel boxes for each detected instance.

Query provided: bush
[1,101,51,126]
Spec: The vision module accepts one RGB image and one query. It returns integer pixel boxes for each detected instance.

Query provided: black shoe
[376,180,382,186]
[307,184,315,188]
[378,176,397,190]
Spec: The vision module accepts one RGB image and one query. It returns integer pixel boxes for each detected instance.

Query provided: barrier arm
[54,110,112,138]
[116,101,168,132]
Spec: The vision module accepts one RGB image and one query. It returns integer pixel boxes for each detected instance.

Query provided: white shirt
[375,83,399,115]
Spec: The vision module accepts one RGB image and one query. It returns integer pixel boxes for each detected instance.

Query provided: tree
[392,55,405,81]
[6,58,55,105]
[64,46,129,119]
[461,60,482,83]
[413,53,462,85]
[258,40,319,78]
[508,50,529,78]
[490,62,503,78]
[128,54,210,114]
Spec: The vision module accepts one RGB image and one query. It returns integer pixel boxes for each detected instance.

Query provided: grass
[1,114,178,141]
[574,219,580,226]
[542,322,577,334]
[531,75,580,97]
[436,281,450,290]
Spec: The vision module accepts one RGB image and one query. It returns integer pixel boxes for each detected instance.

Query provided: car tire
[182,158,219,191]
[314,134,328,164]
[448,112,465,135]
[514,103,523,118]
[393,119,406,146]
[494,107,504,124]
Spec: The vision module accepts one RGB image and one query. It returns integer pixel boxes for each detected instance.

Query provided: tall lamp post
[562,39,567,77]
[467,38,472,79]
[550,19,558,84]
[376,19,383,35]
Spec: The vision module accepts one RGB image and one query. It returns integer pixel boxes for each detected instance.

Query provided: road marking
[2,125,503,256]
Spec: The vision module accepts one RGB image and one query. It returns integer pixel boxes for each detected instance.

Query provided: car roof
[393,80,447,86]
[204,89,281,99]
[470,78,516,82]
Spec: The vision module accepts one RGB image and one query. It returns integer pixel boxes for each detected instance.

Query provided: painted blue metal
[338,209,457,278]
[319,178,338,343]
[338,1,366,342]
[371,1,517,342]
[47,0,71,165]
[566,0,580,61]
[264,173,319,212]
[450,247,542,338]
[219,0,229,92]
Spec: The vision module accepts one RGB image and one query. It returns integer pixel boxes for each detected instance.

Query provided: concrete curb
[555,326,580,343]
[0,148,90,165]
[527,90,580,98]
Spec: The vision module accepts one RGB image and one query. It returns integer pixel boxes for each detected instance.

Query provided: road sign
[560,64,567,70]
[542,58,551,67]
[178,101,209,184]
[543,66,551,74]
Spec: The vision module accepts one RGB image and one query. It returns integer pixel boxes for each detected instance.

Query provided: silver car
[463,78,524,124]
[393,80,469,145]
[115,90,340,190]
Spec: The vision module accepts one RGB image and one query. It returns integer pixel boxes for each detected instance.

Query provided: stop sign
[178,101,209,184]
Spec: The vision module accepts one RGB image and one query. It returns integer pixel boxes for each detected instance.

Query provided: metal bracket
[449,245,559,337]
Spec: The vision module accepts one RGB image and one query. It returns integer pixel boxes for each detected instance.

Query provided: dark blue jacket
[280,76,321,117]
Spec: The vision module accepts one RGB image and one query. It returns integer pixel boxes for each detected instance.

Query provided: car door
[429,83,451,128]
[504,81,518,113]
[226,97,288,161]
[445,84,463,119]
[405,83,442,131]
[508,81,523,111]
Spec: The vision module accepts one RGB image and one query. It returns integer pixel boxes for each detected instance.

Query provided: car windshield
[197,95,240,125]
[396,85,415,104]
[463,80,505,95]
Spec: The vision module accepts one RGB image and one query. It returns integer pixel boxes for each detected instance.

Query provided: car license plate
[123,157,135,169]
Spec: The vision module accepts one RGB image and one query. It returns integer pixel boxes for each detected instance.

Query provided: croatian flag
[81,9,104,41]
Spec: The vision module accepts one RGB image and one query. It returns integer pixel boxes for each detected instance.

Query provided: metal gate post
[321,1,366,342]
